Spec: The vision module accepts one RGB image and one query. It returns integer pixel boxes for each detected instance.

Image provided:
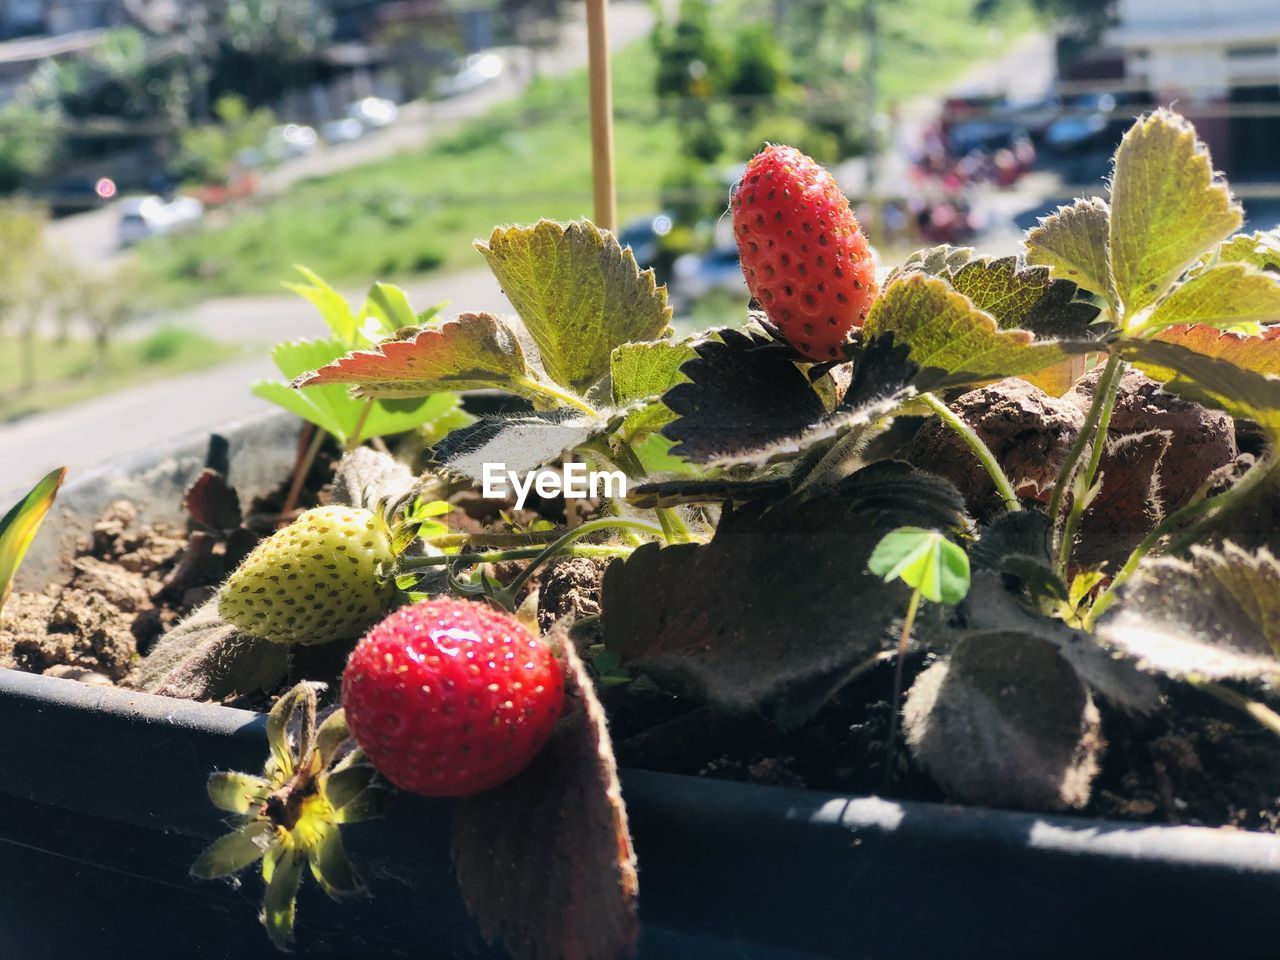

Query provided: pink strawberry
[342,598,565,797]
[732,144,878,360]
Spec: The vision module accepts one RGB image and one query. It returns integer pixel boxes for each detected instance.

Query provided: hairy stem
[498,516,664,599]
[884,587,922,789]
[512,377,599,417]
[607,439,696,544]
[1187,676,1280,739]
[426,530,563,550]
[1083,453,1277,630]
[918,392,1021,512]
[346,398,375,451]
[1051,353,1125,578]
[398,542,631,570]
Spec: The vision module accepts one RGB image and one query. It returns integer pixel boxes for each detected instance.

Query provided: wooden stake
[586,0,617,232]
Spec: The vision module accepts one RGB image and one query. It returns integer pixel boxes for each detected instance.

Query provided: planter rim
[5,663,1280,875]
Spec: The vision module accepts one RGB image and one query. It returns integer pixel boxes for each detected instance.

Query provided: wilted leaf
[660,329,827,462]
[136,599,289,700]
[432,409,619,482]
[863,274,1069,391]
[1109,110,1242,316]
[478,220,672,394]
[453,628,638,960]
[330,447,416,511]
[602,462,968,714]
[184,468,242,531]
[1214,230,1280,273]
[1141,264,1280,336]
[1097,543,1280,682]
[1111,334,1280,434]
[1024,197,1113,301]
[868,527,970,604]
[293,312,534,398]
[610,339,698,442]
[903,631,1102,811]
[0,466,64,614]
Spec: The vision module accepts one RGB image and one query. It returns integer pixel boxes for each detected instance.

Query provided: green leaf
[1139,264,1280,336]
[863,273,1069,391]
[868,526,970,604]
[284,265,359,344]
[610,338,699,441]
[1214,230,1280,274]
[0,466,64,615]
[945,256,1102,340]
[1109,110,1242,317]
[190,820,272,879]
[1098,543,1280,681]
[261,848,306,950]
[362,281,418,336]
[207,771,270,814]
[309,823,364,898]
[477,219,672,393]
[292,312,537,399]
[1024,197,1114,301]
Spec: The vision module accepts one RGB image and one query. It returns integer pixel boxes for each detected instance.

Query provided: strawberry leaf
[1214,230,1280,273]
[284,266,360,344]
[1024,197,1113,302]
[660,328,828,462]
[886,244,976,282]
[1111,333,1280,434]
[610,338,698,442]
[946,256,1103,341]
[1108,110,1242,317]
[602,461,969,715]
[863,273,1070,391]
[361,281,418,335]
[184,468,243,532]
[0,466,64,615]
[903,631,1102,811]
[453,627,638,960]
[477,219,672,394]
[292,312,536,399]
[432,409,620,482]
[1097,544,1280,682]
[1140,264,1280,336]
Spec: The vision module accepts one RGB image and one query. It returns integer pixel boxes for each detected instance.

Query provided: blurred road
[44,0,661,275]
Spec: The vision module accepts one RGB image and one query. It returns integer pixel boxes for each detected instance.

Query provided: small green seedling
[869,526,971,780]
[0,466,66,618]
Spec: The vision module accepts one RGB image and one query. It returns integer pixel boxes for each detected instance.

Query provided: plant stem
[884,587,922,789]
[918,392,1020,512]
[426,530,563,550]
[512,377,599,417]
[606,439,696,544]
[346,398,375,451]
[498,516,664,599]
[1083,454,1277,630]
[1186,675,1280,739]
[1051,352,1124,578]
[281,426,326,524]
[398,543,630,570]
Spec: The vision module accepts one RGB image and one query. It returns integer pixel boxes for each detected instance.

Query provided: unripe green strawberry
[220,505,396,645]
[343,597,565,797]
[733,144,878,361]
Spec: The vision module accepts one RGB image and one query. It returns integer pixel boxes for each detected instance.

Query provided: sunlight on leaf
[0,466,64,615]
[610,338,699,442]
[1214,230,1280,274]
[477,219,672,394]
[868,526,970,604]
[1140,264,1280,336]
[361,281,418,335]
[1108,110,1242,317]
[284,265,359,344]
[1025,197,1113,301]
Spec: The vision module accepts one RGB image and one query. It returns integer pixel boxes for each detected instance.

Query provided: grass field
[0,326,239,421]
[138,0,1039,299]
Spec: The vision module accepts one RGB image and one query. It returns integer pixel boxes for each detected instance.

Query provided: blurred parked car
[347,97,397,129]
[263,124,318,162]
[1044,92,1153,153]
[435,52,505,97]
[117,195,204,247]
[671,246,748,310]
[617,212,674,269]
[321,117,365,144]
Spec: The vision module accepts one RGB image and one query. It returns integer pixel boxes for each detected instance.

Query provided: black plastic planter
[3,413,1279,960]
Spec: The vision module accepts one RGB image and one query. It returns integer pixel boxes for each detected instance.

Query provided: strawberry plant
[169,107,1280,959]
[0,467,65,618]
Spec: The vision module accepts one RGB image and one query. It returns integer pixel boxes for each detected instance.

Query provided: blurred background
[0,0,1278,488]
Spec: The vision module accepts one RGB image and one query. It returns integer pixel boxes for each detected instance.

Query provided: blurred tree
[77,269,141,369]
[652,0,728,100]
[727,24,787,107]
[209,0,334,104]
[0,203,53,390]
[0,103,61,194]
[175,94,277,184]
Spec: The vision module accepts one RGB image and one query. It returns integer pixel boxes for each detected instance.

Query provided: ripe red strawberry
[732,144,878,361]
[342,597,565,797]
